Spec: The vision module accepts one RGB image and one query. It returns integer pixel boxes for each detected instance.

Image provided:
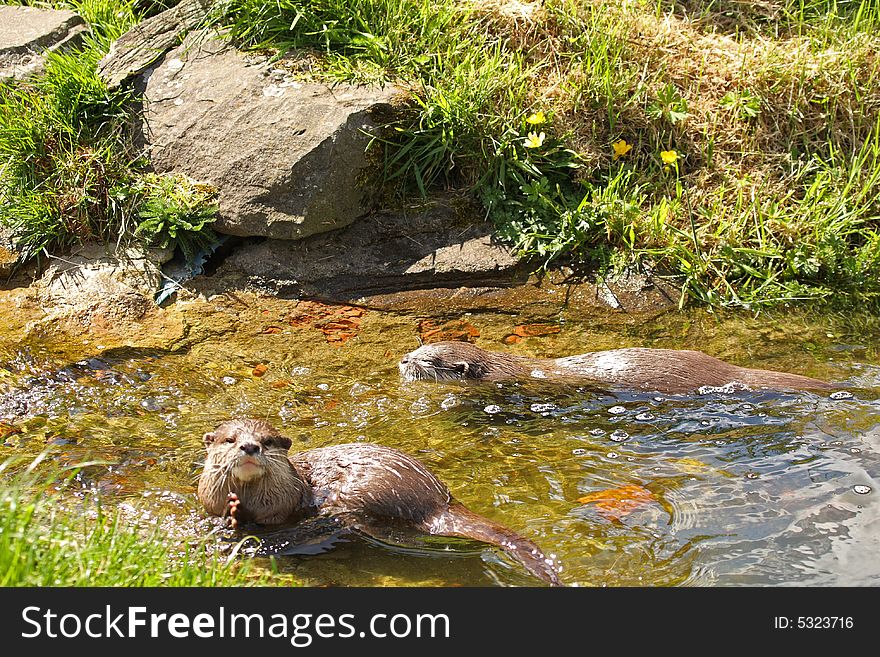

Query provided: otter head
[398,342,492,382]
[197,418,311,525]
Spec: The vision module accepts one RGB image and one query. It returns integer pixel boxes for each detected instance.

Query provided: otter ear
[203,432,216,446]
[278,435,292,450]
[452,361,471,378]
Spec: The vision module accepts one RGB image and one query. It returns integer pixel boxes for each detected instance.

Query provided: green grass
[0,457,267,586]
[207,0,880,309]
[0,0,219,263]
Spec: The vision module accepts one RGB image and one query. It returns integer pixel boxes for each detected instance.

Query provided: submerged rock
[0,6,87,81]
[137,33,401,241]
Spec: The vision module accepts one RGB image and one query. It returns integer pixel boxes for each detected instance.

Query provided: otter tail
[433,504,561,586]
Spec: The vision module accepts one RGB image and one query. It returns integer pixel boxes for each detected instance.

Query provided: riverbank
[2,0,879,311]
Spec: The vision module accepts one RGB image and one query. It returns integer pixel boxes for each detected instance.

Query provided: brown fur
[399,342,833,394]
[198,418,561,585]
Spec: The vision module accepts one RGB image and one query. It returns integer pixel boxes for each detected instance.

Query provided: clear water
[1,288,878,586]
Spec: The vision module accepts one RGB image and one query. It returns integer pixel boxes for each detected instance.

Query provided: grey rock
[34,243,174,322]
[202,198,525,301]
[0,6,87,81]
[98,0,213,89]
[138,33,401,240]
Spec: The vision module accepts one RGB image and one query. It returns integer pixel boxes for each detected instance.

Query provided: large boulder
[0,6,87,81]
[196,197,526,301]
[137,33,401,240]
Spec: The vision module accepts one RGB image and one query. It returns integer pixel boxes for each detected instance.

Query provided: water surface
[1,288,878,586]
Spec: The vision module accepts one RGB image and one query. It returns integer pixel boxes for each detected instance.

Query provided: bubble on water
[572,448,587,456]
[291,366,311,376]
[653,396,664,402]
[316,383,330,391]
[349,383,371,397]
[740,403,753,411]
[608,405,627,415]
[440,395,460,410]
[530,402,556,413]
[143,397,166,413]
[850,448,862,454]
[484,404,502,414]
[609,429,629,442]
[853,485,872,495]
[700,420,711,426]
[745,472,759,479]
[607,451,619,459]
[698,382,750,394]
[715,440,725,446]
[589,428,606,437]
[635,412,655,421]
[830,390,854,400]
[626,456,635,462]
[221,376,236,385]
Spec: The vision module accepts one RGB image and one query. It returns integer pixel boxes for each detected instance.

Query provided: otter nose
[240,442,261,456]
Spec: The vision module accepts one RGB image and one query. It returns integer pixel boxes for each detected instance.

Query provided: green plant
[0,46,137,260]
[0,455,267,586]
[719,89,762,120]
[135,174,219,261]
[646,83,690,125]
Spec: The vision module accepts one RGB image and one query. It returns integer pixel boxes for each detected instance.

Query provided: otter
[398,341,833,395]
[197,418,561,585]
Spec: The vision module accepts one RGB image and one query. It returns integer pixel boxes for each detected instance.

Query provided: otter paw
[226,492,241,530]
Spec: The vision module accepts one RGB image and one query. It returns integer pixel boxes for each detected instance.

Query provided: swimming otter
[197,418,561,585]
[398,341,833,395]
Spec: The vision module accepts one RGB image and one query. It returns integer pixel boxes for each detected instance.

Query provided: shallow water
[1,288,879,586]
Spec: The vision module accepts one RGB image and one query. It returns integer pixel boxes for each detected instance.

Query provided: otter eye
[225,436,235,444]
[264,439,274,448]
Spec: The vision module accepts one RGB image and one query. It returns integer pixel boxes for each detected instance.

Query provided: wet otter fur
[198,418,561,585]
[398,341,833,395]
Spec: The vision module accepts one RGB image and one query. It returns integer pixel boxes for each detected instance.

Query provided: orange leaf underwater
[577,484,655,521]
[287,301,366,345]
[502,323,561,344]
[417,318,480,343]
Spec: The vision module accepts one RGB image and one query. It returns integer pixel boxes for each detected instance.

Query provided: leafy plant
[647,84,691,125]
[135,174,220,261]
[720,89,762,120]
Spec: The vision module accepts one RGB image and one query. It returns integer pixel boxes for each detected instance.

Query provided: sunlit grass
[205,0,880,309]
[0,457,269,586]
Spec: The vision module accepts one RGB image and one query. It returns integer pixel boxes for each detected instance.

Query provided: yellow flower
[612,139,632,159]
[526,111,546,125]
[660,150,679,165]
[524,131,546,148]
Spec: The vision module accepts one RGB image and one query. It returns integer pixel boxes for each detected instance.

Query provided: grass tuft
[0,0,219,264]
[0,456,267,586]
